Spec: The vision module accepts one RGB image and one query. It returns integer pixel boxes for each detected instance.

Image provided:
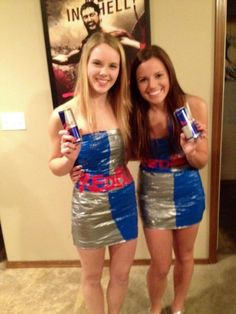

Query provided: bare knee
[82,271,102,287]
[110,270,130,287]
[149,261,171,280]
[176,250,194,266]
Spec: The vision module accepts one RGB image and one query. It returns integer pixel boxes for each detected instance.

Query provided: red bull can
[174,107,200,140]
[58,108,82,143]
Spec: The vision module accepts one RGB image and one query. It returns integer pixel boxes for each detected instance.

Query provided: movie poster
[225,20,236,81]
[40,0,150,108]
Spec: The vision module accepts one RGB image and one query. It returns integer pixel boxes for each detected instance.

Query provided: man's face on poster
[81,7,100,33]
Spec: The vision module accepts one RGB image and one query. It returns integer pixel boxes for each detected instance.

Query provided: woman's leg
[171,224,199,312]
[144,228,173,314]
[77,247,105,314]
[107,239,137,314]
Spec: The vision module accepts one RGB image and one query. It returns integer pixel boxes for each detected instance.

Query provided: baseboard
[6,258,211,268]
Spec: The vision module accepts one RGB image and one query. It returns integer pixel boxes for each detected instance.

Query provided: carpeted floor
[1,179,236,314]
[0,254,236,314]
[1,185,236,314]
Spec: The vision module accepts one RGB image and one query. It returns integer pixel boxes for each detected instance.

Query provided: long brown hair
[129,45,186,159]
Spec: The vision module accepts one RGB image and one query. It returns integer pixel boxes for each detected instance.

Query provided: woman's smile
[87,43,120,96]
[136,57,170,105]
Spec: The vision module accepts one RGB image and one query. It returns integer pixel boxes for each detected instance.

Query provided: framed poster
[40,0,151,108]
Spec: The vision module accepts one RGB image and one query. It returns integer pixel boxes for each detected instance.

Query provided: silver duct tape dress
[138,138,205,229]
[72,129,138,248]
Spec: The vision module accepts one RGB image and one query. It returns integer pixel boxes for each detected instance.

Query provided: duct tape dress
[72,129,138,248]
[138,137,205,229]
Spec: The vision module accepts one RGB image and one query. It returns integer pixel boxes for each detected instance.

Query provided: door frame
[209,0,227,262]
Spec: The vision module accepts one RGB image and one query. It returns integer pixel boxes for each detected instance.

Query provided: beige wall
[0,0,215,262]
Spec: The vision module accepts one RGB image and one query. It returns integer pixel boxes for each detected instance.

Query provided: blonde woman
[48,32,138,314]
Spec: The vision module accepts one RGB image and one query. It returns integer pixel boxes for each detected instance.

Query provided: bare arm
[48,109,80,176]
[70,165,84,183]
[52,49,81,65]
[180,95,208,169]
[119,37,141,49]
[108,28,141,49]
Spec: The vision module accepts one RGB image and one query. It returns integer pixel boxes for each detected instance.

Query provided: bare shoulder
[53,98,76,114]
[186,94,207,110]
[186,94,208,121]
[49,98,77,123]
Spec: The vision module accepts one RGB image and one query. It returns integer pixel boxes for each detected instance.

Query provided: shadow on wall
[0,224,6,261]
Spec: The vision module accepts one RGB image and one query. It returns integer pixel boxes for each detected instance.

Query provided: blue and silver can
[174,107,200,140]
[58,108,81,143]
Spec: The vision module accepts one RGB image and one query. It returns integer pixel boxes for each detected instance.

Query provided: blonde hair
[75,32,131,145]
